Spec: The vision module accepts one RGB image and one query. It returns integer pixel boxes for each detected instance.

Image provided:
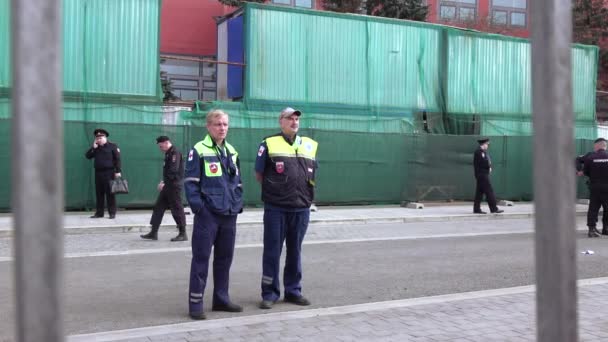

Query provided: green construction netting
[0,98,173,124]
[240,3,599,136]
[0,0,162,99]
[186,101,422,133]
[0,118,597,211]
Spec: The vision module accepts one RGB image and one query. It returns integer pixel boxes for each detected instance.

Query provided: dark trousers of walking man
[149,185,186,237]
[94,169,116,217]
[473,174,498,213]
[587,189,608,234]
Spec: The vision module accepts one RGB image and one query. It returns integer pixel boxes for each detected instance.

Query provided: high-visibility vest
[262,135,318,208]
[192,134,243,215]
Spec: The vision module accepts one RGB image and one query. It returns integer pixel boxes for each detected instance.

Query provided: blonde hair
[206,109,229,125]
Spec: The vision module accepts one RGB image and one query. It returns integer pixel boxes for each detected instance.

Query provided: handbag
[110,177,129,195]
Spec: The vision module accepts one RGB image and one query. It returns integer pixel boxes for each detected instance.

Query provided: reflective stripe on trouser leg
[284,210,310,297]
[188,206,218,314]
[212,214,237,307]
[261,208,286,301]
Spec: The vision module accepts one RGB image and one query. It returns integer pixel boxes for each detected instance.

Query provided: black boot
[171,225,188,242]
[588,226,601,238]
[141,226,159,240]
[602,227,608,236]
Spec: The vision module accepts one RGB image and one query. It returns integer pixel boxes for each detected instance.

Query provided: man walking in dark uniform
[577,138,608,234]
[141,136,187,241]
[473,138,503,214]
[583,138,608,238]
[85,128,121,219]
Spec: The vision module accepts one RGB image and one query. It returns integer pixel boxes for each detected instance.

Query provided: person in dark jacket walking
[576,138,608,234]
[85,128,121,219]
[583,138,608,238]
[473,138,503,214]
[141,136,187,241]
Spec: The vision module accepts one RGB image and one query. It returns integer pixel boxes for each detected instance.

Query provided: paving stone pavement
[69,279,608,342]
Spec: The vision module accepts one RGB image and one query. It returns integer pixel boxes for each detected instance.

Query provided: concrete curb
[0,211,589,238]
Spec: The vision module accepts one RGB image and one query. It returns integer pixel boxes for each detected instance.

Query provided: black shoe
[170,232,188,242]
[108,214,116,219]
[259,300,276,309]
[602,228,608,236]
[212,302,243,312]
[189,312,206,320]
[284,295,311,306]
[140,232,158,241]
[491,209,504,214]
[90,214,103,218]
[589,227,601,238]
[473,210,487,214]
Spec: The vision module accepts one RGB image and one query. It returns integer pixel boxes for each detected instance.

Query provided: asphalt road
[1,217,607,340]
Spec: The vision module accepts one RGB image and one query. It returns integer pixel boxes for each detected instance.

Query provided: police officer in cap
[255,107,318,310]
[583,137,608,238]
[473,138,503,214]
[576,138,608,234]
[85,129,121,218]
[141,136,187,241]
[184,109,243,320]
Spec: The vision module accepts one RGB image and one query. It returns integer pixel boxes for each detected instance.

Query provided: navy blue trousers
[188,205,237,315]
[261,208,309,301]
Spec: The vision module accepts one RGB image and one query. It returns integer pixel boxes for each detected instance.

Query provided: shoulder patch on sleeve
[188,150,194,161]
[257,145,265,157]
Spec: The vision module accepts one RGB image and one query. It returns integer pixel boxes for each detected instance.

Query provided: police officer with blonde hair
[255,107,319,309]
[184,109,243,320]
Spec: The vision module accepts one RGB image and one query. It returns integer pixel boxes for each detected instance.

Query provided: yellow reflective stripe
[266,136,318,160]
[266,136,295,155]
[268,152,296,157]
[299,137,318,158]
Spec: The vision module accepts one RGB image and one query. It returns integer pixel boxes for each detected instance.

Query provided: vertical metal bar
[11,0,64,341]
[531,0,578,340]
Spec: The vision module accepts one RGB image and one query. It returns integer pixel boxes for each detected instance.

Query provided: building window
[492,10,508,25]
[440,0,476,22]
[459,7,475,21]
[510,12,526,26]
[440,5,456,19]
[160,56,217,102]
[491,0,527,27]
[272,0,314,8]
[492,0,526,9]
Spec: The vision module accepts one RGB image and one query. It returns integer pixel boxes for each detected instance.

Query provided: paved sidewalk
[0,202,590,237]
[68,277,608,342]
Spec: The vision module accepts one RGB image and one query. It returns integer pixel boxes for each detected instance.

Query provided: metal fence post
[11,0,64,341]
[531,0,578,340]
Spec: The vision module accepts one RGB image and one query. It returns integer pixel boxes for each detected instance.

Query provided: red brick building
[425,0,529,38]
